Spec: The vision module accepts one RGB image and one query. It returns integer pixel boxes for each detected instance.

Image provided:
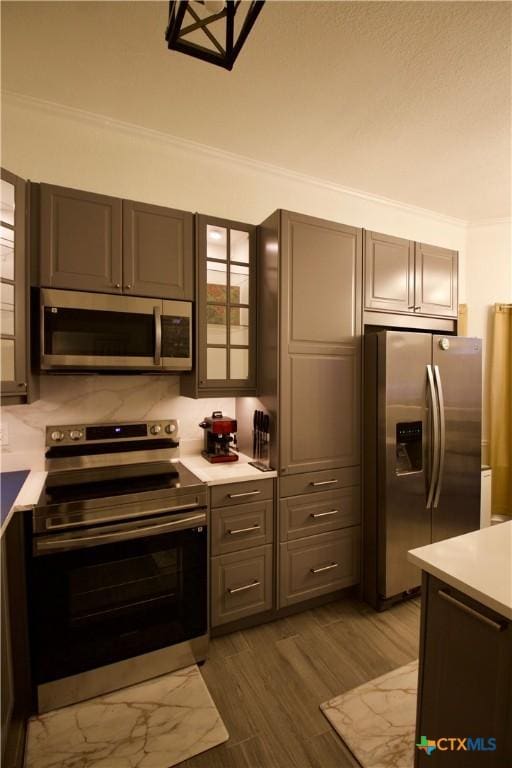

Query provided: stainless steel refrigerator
[363,330,482,610]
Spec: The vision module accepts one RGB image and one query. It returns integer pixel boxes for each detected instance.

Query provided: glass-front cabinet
[182,215,256,397]
[1,169,27,403]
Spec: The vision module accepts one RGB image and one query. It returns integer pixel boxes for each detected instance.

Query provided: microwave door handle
[154,305,162,366]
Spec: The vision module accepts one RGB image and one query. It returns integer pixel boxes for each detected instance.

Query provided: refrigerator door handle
[433,365,446,508]
[426,364,440,509]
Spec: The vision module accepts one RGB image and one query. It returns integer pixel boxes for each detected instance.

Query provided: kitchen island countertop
[408,521,512,619]
[0,469,47,538]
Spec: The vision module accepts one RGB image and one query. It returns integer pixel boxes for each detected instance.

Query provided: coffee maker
[198,411,238,463]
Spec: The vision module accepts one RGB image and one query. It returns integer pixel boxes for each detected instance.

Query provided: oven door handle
[46,502,202,531]
[34,511,206,554]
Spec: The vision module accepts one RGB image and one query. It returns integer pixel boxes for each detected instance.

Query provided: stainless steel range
[30,419,208,713]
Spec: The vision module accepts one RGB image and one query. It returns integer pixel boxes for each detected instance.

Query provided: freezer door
[377,331,432,599]
[431,336,482,542]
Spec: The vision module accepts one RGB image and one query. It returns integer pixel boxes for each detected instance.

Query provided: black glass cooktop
[40,461,203,506]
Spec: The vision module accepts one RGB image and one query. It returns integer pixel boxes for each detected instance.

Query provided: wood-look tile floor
[181,597,420,768]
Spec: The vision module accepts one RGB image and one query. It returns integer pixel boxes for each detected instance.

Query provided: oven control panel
[45,420,179,447]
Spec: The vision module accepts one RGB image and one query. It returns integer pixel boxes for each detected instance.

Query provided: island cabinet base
[415,573,512,767]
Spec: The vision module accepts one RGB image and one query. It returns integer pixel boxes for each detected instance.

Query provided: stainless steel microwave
[40,289,192,372]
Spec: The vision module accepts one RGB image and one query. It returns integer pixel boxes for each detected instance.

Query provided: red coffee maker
[199,411,238,463]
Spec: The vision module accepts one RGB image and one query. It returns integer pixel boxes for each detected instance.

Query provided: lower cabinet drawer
[279,487,360,541]
[279,527,360,608]
[211,545,273,627]
[211,479,273,509]
[279,467,360,499]
[211,499,273,555]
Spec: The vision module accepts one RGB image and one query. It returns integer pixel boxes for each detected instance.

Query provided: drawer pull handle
[228,524,261,535]
[311,562,339,574]
[310,480,338,487]
[311,509,339,519]
[438,590,506,632]
[228,490,262,499]
[228,580,260,594]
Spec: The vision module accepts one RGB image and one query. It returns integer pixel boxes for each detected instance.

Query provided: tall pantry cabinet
[257,210,362,475]
[254,210,362,608]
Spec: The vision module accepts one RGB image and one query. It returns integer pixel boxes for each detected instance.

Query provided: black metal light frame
[166,1,265,71]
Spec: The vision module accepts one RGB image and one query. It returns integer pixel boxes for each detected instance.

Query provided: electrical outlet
[0,423,9,446]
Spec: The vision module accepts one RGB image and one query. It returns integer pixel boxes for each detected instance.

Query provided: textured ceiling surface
[1,1,511,220]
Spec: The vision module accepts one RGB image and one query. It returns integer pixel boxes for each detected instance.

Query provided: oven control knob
[165,424,176,434]
[69,429,83,441]
[150,424,162,435]
[51,430,64,442]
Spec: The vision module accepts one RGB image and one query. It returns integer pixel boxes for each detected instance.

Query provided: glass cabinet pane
[206,226,227,261]
[207,305,227,344]
[207,347,227,379]
[230,264,249,305]
[230,348,249,380]
[0,180,15,227]
[230,230,249,263]
[0,225,14,281]
[207,261,227,303]
[230,307,249,345]
[1,283,14,335]
[1,338,15,381]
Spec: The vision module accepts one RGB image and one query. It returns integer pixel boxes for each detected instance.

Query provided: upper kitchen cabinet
[181,215,257,398]
[258,210,362,476]
[38,184,193,300]
[40,184,123,293]
[414,241,458,317]
[1,169,28,403]
[364,230,414,313]
[122,200,193,300]
[364,230,458,320]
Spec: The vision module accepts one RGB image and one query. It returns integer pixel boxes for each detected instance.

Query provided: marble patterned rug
[320,660,418,768]
[25,665,229,768]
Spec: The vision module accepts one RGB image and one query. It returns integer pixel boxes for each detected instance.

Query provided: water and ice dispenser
[395,421,423,475]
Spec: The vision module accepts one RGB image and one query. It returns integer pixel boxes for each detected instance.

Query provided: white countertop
[180,452,277,485]
[408,522,512,619]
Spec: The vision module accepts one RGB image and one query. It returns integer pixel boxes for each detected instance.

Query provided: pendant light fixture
[165,1,265,71]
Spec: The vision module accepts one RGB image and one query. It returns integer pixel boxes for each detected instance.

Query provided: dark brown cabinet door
[1,539,13,763]
[364,230,414,313]
[122,200,193,300]
[40,184,122,294]
[416,575,512,767]
[1,168,27,402]
[415,242,458,317]
[280,212,362,474]
[182,215,256,397]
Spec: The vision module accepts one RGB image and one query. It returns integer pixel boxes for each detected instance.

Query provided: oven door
[40,288,162,370]
[30,510,207,686]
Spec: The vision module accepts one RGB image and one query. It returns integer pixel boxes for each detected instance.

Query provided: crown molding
[2,89,470,228]
[467,217,512,229]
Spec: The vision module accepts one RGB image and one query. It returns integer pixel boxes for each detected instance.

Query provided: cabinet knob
[125,284,132,290]
[114,283,121,289]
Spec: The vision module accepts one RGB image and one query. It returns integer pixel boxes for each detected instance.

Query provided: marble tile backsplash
[0,375,235,469]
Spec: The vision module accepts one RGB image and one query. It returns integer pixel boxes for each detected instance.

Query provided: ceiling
[1,1,511,221]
